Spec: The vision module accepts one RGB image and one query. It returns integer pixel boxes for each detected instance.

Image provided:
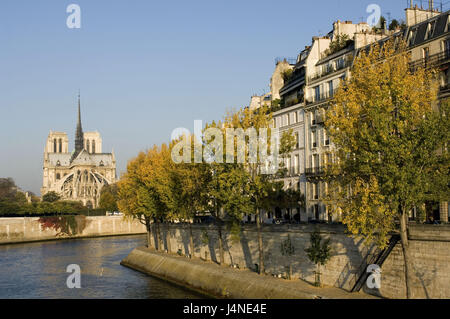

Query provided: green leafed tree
[325,39,449,298]
[99,184,118,212]
[305,228,331,287]
[42,191,61,203]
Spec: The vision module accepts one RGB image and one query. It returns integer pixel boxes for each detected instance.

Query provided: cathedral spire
[72,92,84,160]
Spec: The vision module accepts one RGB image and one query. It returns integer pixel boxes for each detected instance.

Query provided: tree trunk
[157,222,163,251]
[317,263,321,287]
[218,224,225,265]
[256,209,264,275]
[154,222,160,251]
[145,217,152,248]
[189,223,195,258]
[166,222,171,253]
[400,210,413,299]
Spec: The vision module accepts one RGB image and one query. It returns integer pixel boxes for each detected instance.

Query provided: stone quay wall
[0,216,146,244]
[148,223,450,299]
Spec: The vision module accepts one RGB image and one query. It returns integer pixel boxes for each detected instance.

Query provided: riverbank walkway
[123,247,379,299]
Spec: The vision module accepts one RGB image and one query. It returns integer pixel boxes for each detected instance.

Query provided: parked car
[193,215,216,224]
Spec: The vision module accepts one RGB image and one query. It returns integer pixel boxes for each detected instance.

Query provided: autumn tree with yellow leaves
[325,39,449,298]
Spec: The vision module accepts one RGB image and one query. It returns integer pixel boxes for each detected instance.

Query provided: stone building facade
[250,4,449,223]
[41,96,116,208]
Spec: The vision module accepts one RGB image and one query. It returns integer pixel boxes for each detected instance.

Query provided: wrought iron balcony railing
[308,58,351,82]
[306,88,338,105]
[305,166,325,175]
[410,49,450,71]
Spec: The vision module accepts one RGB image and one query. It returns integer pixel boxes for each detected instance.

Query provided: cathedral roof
[49,150,114,167]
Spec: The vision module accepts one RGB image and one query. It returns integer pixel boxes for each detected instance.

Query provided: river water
[0,234,204,299]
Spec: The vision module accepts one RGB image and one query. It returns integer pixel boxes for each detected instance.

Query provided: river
[0,234,204,299]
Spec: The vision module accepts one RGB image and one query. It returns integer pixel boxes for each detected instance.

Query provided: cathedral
[41,96,117,208]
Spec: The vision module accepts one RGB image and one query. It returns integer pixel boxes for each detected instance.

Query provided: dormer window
[408,28,417,46]
[426,21,436,40]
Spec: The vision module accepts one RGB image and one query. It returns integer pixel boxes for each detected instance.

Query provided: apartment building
[273,5,449,223]
[272,21,388,223]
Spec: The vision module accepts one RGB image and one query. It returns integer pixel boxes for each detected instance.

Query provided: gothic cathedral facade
[41,96,116,208]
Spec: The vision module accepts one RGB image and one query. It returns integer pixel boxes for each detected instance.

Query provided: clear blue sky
[0,0,409,194]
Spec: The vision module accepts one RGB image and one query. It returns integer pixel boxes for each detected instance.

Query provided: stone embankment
[121,247,377,299]
[0,216,146,244]
[139,223,450,299]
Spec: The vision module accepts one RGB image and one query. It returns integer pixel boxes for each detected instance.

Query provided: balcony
[282,167,300,177]
[308,58,351,83]
[305,166,325,176]
[280,69,306,97]
[410,49,450,71]
[307,88,338,105]
[315,113,325,124]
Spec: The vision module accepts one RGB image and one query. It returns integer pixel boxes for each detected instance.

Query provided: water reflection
[0,235,204,299]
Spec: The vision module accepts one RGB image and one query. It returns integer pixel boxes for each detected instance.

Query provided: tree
[305,228,331,287]
[325,34,351,56]
[389,19,399,31]
[42,191,61,203]
[168,135,210,258]
[118,151,155,248]
[222,105,296,274]
[0,177,18,200]
[278,187,305,223]
[378,16,386,29]
[325,39,449,298]
[99,184,118,212]
[280,234,295,280]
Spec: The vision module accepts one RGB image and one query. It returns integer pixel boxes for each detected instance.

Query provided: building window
[324,129,330,146]
[53,139,57,153]
[92,140,96,154]
[314,86,320,102]
[444,39,450,58]
[58,138,62,153]
[311,154,319,170]
[298,110,303,122]
[86,140,90,153]
[423,47,430,60]
[293,112,297,123]
[408,28,417,46]
[295,132,300,149]
[426,21,436,40]
[311,131,317,148]
[328,80,334,98]
[313,183,319,200]
[56,173,61,180]
[311,112,316,126]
